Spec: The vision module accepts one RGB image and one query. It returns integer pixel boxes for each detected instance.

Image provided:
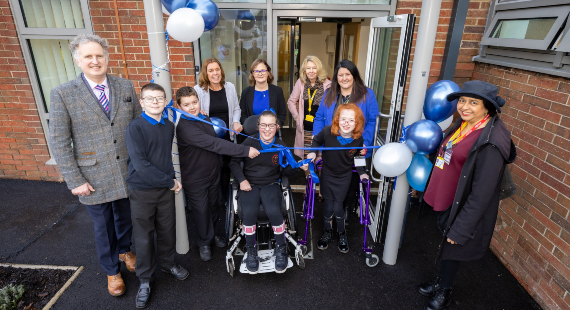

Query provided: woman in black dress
[175,87,259,262]
[304,104,369,253]
[239,59,287,126]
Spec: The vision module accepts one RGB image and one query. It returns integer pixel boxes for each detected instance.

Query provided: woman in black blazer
[239,59,287,126]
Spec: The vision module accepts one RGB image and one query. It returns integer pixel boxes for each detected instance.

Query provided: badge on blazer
[124,97,132,102]
[272,154,279,164]
[349,149,357,157]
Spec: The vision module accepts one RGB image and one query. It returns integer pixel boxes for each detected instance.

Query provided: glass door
[276,18,299,128]
[363,14,415,243]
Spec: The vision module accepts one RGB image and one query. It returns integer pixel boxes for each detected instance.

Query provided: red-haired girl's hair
[331,103,365,139]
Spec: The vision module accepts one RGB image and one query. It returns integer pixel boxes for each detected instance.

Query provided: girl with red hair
[304,104,369,253]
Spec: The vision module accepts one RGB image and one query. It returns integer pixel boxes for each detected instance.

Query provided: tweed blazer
[49,74,142,205]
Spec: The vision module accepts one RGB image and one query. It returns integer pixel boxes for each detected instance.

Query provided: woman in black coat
[418,81,517,310]
[239,58,287,126]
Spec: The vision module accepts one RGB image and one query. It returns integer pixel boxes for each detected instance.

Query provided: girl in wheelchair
[229,110,297,274]
[304,104,369,253]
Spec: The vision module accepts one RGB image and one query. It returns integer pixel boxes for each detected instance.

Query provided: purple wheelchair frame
[298,159,322,251]
[357,176,379,267]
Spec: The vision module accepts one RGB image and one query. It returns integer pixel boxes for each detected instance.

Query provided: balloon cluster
[373,80,460,191]
[162,0,220,42]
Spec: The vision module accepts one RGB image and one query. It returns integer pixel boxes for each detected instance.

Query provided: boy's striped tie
[94,84,109,113]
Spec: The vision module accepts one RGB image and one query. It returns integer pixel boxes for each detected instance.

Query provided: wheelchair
[224,175,305,276]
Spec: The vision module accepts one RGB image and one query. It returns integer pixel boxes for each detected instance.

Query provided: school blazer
[239,84,287,126]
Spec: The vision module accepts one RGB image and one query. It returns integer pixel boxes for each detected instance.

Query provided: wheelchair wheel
[287,192,298,239]
[366,254,379,267]
[225,188,235,241]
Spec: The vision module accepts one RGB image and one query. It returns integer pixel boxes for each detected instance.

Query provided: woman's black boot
[338,231,349,253]
[244,245,259,274]
[419,276,441,297]
[318,229,332,250]
[425,286,452,310]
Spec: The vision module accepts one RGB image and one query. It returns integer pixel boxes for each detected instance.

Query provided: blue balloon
[162,0,189,14]
[406,154,433,192]
[405,119,443,155]
[186,0,219,31]
[210,117,227,138]
[423,80,460,123]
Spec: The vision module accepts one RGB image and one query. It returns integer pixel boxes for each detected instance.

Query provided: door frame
[270,10,390,83]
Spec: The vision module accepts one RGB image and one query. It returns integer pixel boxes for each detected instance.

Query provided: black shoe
[244,245,259,274]
[199,245,212,261]
[419,276,441,297]
[338,231,349,253]
[426,286,452,310]
[317,229,332,250]
[274,243,288,273]
[135,282,151,309]
[214,236,227,248]
[161,264,189,281]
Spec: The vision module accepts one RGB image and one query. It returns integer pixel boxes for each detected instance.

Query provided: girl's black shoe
[274,243,288,273]
[244,245,259,274]
[425,286,452,310]
[317,229,332,250]
[338,231,349,253]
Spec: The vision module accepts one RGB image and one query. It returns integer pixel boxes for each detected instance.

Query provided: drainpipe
[382,0,443,265]
[142,0,189,254]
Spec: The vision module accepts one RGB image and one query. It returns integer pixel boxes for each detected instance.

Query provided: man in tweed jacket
[49,34,141,297]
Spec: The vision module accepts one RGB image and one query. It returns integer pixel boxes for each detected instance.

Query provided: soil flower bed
[0,266,77,310]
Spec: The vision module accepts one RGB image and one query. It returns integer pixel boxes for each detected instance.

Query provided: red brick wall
[474,63,570,310]
[0,0,59,181]
[0,0,196,181]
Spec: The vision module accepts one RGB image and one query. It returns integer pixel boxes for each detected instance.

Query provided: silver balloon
[373,142,413,177]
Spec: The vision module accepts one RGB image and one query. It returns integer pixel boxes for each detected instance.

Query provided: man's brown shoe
[119,251,136,273]
[107,273,126,296]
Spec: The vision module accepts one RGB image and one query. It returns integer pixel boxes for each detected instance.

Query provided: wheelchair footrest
[239,249,294,274]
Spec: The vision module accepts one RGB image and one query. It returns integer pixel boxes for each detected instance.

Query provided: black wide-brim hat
[446,80,506,113]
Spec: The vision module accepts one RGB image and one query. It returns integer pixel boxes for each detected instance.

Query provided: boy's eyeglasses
[142,96,166,104]
[258,123,277,130]
[253,69,268,75]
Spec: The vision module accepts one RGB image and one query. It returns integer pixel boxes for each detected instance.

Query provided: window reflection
[199,10,267,98]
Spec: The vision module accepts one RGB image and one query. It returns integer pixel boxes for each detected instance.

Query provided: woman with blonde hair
[287,55,331,159]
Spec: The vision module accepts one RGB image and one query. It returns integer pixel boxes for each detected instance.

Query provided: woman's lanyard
[305,88,317,123]
[435,114,489,170]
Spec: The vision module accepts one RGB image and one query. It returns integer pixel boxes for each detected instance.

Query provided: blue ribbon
[399,125,410,143]
[308,161,320,183]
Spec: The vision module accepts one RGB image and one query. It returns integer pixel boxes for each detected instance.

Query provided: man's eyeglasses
[142,96,166,104]
[253,69,268,75]
[259,123,277,130]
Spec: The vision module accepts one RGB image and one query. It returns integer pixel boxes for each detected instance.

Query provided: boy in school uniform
[125,83,189,309]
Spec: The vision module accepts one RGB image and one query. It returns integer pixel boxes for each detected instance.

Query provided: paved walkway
[0,178,540,309]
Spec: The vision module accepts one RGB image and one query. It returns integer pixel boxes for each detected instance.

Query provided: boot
[338,231,349,253]
[317,229,333,250]
[244,245,259,274]
[274,243,288,273]
[425,286,452,310]
[419,276,441,297]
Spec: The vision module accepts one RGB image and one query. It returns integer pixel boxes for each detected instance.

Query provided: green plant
[0,284,25,310]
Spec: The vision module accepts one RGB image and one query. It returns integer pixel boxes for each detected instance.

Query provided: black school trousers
[184,174,224,247]
[129,187,176,282]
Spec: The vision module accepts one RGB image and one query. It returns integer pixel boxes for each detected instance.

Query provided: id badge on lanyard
[444,149,452,164]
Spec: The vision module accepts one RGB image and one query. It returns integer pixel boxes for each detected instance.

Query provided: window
[197,9,267,98]
[8,0,93,160]
[475,0,570,78]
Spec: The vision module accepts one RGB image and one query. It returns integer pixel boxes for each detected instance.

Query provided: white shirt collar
[84,74,109,91]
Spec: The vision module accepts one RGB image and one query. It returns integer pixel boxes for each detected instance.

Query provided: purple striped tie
[94,85,109,113]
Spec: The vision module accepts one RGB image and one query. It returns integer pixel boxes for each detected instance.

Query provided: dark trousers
[343,172,360,209]
[129,188,176,282]
[84,198,132,276]
[439,260,461,289]
[239,183,284,227]
[185,175,223,247]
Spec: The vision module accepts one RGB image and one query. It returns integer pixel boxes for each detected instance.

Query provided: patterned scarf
[303,81,325,106]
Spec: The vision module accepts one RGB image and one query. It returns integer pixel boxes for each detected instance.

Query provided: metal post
[142,0,189,254]
[382,0,443,265]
